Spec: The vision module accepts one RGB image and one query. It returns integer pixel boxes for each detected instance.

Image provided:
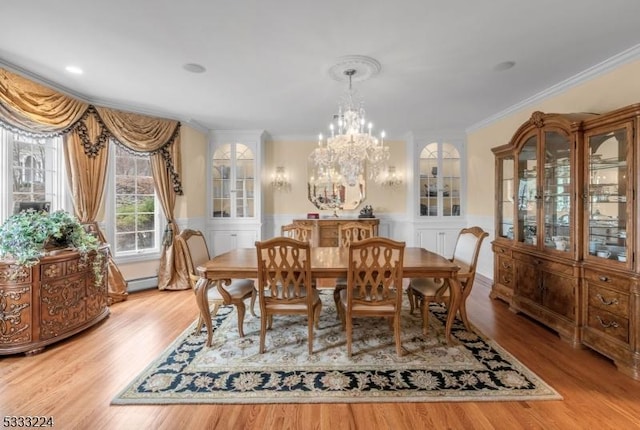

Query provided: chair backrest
[255,237,313,306]
[347,237,405,309]
[177,229,210,288]
[338,222,375,248]
[281,223,314,244]
[451,226,489,283]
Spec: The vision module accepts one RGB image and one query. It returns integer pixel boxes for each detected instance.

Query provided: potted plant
[0,209,102,270]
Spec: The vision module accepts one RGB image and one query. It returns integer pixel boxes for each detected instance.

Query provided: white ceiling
[2,1,640,139]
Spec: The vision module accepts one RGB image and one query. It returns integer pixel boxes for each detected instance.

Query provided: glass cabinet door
[542,131,572,254]
[586,125,631,264]
[212,142,255,219]
[418,141,461,217]
[497,155,515,239]
[212,144,232,218]
[517,136,538,245]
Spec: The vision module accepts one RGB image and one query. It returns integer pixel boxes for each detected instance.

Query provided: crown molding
[466,43,640,133]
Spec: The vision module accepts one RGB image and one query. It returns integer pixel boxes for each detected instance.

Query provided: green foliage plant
[0,209,100,267]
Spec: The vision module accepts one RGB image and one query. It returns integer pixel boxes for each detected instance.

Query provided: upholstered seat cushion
[264,284,320,311]
[409,277,449,297]
[339,287,397,312]
[207,278,255,300]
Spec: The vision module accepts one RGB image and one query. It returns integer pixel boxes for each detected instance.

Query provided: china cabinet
[492,105,640,379]
[208,130,265,257]
[580,108,639,380]
[0,247,109,355]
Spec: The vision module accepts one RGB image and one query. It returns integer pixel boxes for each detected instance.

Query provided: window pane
[11,136,57,207]
[114,145,157,254]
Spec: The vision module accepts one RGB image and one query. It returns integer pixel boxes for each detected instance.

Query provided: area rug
[112,291,561,404]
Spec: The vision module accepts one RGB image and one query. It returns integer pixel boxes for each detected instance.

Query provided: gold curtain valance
[0,67,183,193]
[0,68,88,136]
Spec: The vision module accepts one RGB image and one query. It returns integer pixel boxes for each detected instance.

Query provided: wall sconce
[271,166,290,191]
[381,166,403,187]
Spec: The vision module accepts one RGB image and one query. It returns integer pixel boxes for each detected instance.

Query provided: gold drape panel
[0,68,88,134]
[98,106,187,290]
[64,111,128,302]
[0,67,187,296]
[152,141,189,291]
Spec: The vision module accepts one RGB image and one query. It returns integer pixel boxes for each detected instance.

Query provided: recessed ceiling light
[65,65,83,75]
[183,63,206,73]
[493,61,516,72]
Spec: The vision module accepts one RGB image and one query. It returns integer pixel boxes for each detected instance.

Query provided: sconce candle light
[271,166,290,191]
[381,166,403,187]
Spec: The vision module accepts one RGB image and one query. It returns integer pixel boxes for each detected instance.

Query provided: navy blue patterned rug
[113,292,560,404]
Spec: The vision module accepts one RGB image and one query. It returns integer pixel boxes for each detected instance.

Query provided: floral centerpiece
[0,209,100,266]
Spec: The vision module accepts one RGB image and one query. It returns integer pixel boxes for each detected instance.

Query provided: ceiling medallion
[312,56,389,187]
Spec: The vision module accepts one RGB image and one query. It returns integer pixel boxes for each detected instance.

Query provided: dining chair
[338,237,405,357]
[407,226,488,335]
[333,221,376,320]
[281,223,314,243]
[177,229,256,337]
[255,237,322,354]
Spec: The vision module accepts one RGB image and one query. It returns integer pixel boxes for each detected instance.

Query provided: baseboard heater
[126,276,158,293]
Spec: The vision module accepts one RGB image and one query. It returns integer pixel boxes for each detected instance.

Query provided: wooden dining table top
[197,246,461,280]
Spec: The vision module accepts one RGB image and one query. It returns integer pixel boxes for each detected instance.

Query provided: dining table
[195,246,462,347]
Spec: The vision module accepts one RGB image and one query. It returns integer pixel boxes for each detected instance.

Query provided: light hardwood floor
[1,281,640,430]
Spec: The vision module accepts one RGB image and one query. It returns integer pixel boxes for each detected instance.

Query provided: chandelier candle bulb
[312,62,390,186]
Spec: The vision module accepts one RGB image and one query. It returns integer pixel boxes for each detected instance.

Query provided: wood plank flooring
[1,282,640,430]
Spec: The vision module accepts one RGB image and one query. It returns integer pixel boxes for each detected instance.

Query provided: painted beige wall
[175,125,208,219]
[264,139,407,216]
[467,58,640,218]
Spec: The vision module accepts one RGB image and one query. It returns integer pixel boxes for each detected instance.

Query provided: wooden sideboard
[0,246,109,355]
[292,218,379,247]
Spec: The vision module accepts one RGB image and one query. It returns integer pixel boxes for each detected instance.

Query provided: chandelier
[312,64,389,187]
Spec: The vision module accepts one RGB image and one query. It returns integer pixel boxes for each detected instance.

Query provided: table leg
[194,277,214,347]
[445,274,462,345]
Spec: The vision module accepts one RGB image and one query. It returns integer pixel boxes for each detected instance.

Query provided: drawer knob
[598,276,610,282]
[596,315,619,329]
[596,293,618,306]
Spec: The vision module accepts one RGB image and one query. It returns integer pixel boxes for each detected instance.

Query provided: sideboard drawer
[587,306,629,344]
[583,269,630,292]
[587,284,629,317]
[497,255,513,287]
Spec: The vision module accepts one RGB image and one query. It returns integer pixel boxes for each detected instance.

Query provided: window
[111,144,160,258]
[0,129,67,221]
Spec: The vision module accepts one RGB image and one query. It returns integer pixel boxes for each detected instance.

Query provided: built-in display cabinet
[208,130,265,256]
[492,105,640,380]
[409,137,465,256]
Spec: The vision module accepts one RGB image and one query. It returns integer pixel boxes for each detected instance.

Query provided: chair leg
[333,286,344,321]
[346,315,353,358]
[407,287,415,314]
[236,302,246,338]
[420,298,430,336]
[194,315,204,334]
[249,288,257,317]
[259,311,268,353]
[394,315,403,357]
[458,297,471,330]
[314,300,322,329]
[307,312,314,355]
